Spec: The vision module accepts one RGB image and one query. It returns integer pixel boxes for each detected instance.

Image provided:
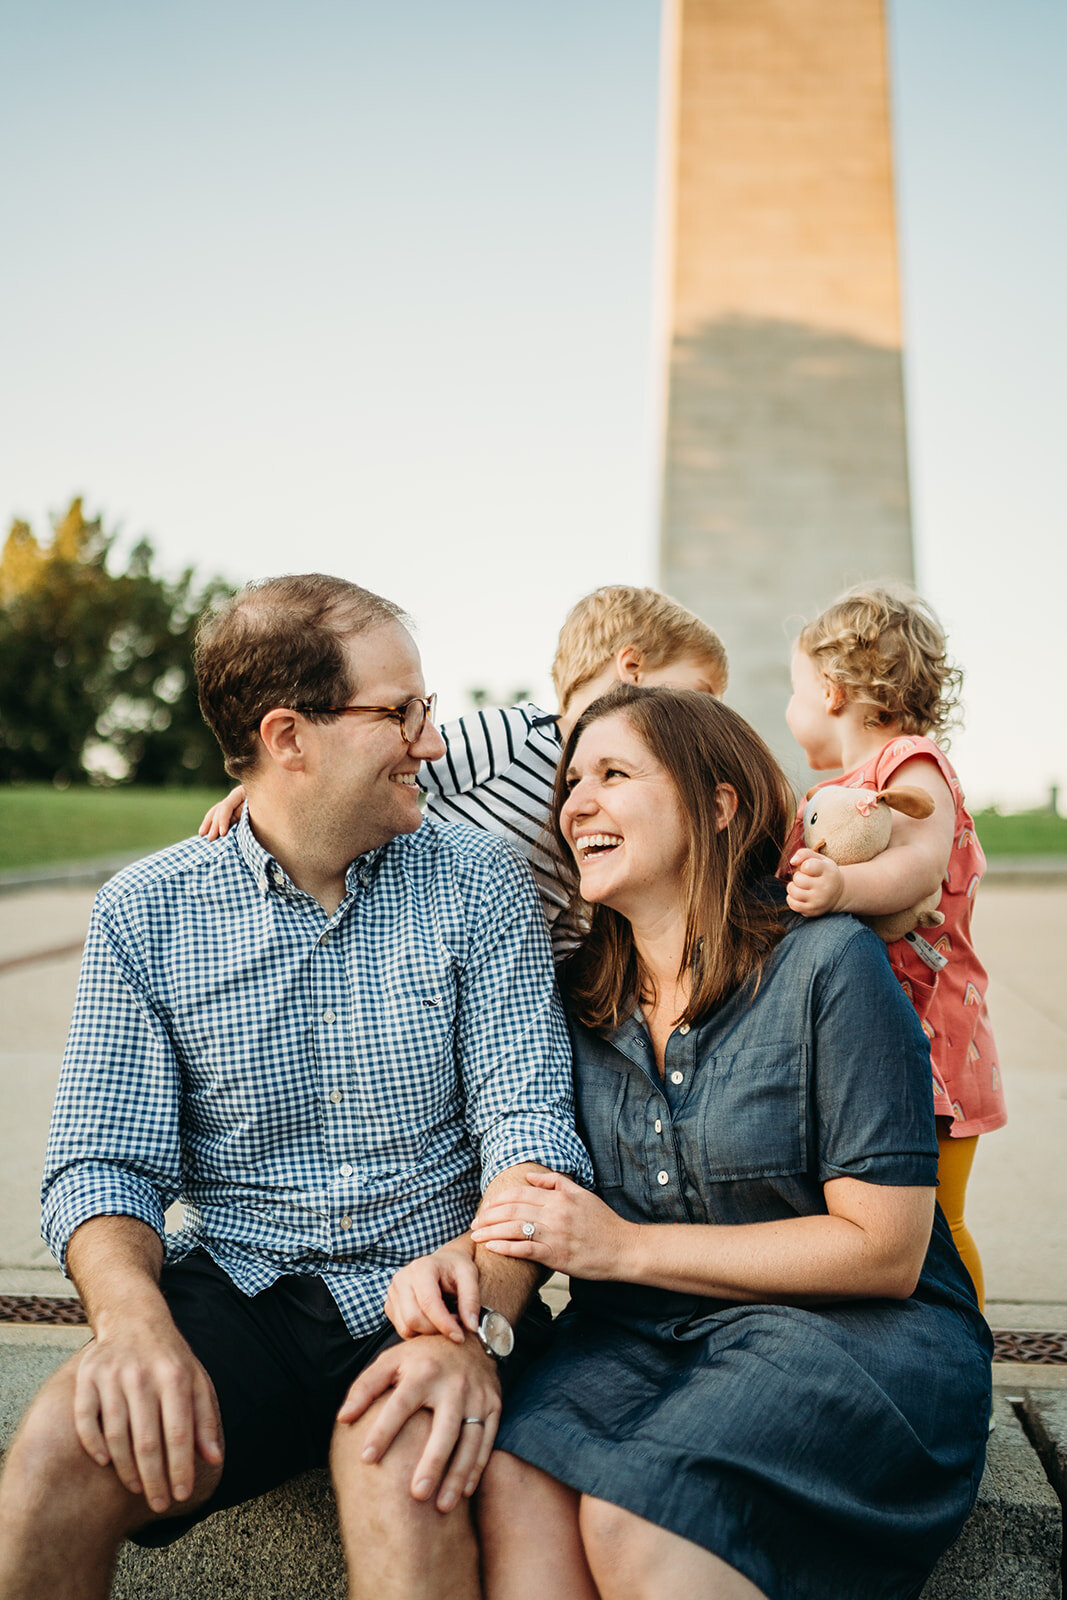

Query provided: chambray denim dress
[496,909,992,1600]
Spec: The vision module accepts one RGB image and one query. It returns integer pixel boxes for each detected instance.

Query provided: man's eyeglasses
[291,694,437,746]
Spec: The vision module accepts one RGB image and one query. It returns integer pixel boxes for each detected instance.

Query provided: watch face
[481,1309,515,1359]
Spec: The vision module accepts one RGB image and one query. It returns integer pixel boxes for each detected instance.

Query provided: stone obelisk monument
[656,0,913,782]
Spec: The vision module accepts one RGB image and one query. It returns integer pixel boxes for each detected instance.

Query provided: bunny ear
[803,784,821,800]
[875,785,935,819]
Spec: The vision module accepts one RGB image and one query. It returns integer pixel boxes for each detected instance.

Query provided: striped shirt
[421,703,577,950]
[42,807,592,1336]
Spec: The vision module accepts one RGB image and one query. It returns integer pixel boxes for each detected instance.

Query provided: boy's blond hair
[797,584,963,743]
[552,586,728,713]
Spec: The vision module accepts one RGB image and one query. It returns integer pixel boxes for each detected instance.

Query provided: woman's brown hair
[552,684,795,1033]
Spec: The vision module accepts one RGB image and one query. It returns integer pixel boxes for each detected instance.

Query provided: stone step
[0,1338,1062,1598]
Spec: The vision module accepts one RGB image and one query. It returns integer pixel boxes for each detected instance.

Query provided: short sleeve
[811,922,939,1187]
[873,735,958,798]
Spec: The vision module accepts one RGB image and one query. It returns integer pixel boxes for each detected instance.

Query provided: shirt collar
[233,805,387,900]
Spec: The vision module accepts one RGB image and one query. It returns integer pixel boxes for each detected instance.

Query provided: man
[0,574,591,1600]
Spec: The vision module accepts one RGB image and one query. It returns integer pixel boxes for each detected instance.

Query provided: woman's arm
[787,755,955,919]
[470,1170,934,1303]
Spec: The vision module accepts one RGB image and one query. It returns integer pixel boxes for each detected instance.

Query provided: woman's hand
[384,1241,482,1344]
[198,786,247,840]
[470,1170,636,1280]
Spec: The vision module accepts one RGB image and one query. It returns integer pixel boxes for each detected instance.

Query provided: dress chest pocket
[695,1043,809,1181]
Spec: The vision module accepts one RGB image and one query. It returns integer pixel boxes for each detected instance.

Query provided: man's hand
[335,1334,500,1513]
[383,1240,482,1344]
[787,847,846,917]
[73,1313,223,1514]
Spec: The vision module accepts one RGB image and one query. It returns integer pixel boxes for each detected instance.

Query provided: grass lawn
[0,785,1064,874]
[0,784,223,872]
[971,808,1067,857]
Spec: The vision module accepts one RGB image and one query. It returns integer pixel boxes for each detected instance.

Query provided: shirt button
[657,1170,670,1186]
[670,1070,683,1085]
[339,1163,354,1177]
[329,1089,343,1104]
[339,1215,353,1230]
[319,931,330,944]
[678,1023,690,1036]
[654,1119,663,1134]
[322,1010,336,1023]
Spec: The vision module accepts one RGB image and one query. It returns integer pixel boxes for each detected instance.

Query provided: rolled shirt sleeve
[454,844,593,1190]
[42,899,184,1269]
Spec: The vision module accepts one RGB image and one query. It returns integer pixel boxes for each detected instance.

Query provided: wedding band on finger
[462,1417,485,1427]
[521,1221,536,1239]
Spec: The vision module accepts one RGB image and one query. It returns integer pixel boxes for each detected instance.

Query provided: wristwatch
[475,1306,515,1362]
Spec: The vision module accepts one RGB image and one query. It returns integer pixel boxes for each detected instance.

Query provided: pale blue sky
[3,2,1063,807]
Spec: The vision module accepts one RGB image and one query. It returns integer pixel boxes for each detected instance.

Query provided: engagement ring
[521,1221,536,1239]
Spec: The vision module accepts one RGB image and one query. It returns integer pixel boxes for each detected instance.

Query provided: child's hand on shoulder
[787,849,846,918]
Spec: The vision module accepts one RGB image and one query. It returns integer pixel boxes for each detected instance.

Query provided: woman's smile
[573,831,624,863]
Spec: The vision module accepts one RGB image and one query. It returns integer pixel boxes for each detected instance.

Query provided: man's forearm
[470,1163,547,1322]
[66,1213,169,1336]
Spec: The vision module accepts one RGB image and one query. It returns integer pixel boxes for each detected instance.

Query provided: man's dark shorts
[130,1250,553,1548]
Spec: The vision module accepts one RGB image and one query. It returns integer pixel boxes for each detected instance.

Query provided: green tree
[0,499,233,786]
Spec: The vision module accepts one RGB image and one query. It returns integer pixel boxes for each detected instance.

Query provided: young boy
[420,586,728,948]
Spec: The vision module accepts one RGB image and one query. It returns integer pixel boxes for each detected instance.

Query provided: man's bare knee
[0,1352,218,1537]
[331,1404,479,1599]
[331,1404,435,1524]
[2,1359,114,1509]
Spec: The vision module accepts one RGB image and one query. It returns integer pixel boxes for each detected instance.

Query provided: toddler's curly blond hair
[797,585,963,743]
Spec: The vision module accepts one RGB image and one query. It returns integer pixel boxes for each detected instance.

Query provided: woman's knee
[579,1494,645,1564]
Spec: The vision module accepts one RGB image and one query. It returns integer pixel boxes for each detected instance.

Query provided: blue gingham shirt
[43,808,591,1336]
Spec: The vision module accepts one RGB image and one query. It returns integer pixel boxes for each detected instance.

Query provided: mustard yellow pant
[936,1125,983,1310]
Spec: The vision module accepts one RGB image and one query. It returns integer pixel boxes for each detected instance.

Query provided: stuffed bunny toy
[800,784,945,943]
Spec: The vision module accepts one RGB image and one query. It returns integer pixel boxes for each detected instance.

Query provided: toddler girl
[785,584,1005,1307]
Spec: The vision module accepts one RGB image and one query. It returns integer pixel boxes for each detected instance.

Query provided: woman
[470,685,991,1600]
